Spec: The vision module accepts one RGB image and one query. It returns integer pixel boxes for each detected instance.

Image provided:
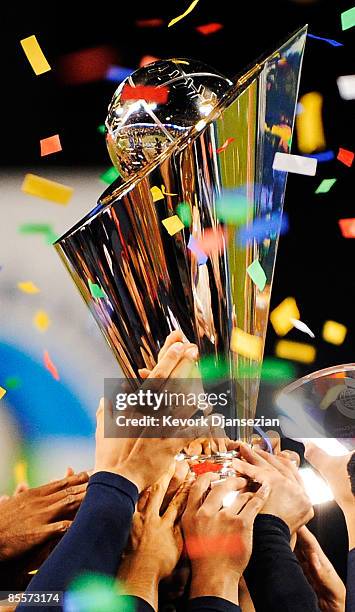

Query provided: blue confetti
[238,212,289,245]
[307,33,343,47]
[308,150,335,162]
[106,66,134,82]
[188,235,208,265]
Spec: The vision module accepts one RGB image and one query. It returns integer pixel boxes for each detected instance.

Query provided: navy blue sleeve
[18,471,138,608]
[188,597,241,611]
[244,514,320,612]
[346,548,355,612]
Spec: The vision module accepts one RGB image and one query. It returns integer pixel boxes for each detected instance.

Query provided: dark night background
[1,0,354,582]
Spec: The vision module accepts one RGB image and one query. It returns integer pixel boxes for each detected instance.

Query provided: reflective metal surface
[55,27,307,442]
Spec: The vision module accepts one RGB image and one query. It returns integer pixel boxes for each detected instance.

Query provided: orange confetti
[43,350,60,381]
[196,23,223,35]
[40,134,62,157]
[136,18,164,27]
[121,84,169,104]
[337,147,354,167]
[338,218,355,238]
[139,55,160,67]
[216,137,235,154]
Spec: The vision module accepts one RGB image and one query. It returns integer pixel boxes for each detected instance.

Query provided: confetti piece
[247,260,267,291]
[290,318,315,338]
[28,570,38,575]
[341,7,355,31]
[322,320,347,345]
[216,190,249,223]
[100,167,120,184]
[307,33,343,47]
[34,310,50,332]
[150,186,164,202]
[338,218,355,238]
[162,215,185,236]
[40,134,62,157]
[238,212,289,245]
[136,18,164,27]
[0,387,6,400]
[176,202,192,227]
[57,46,117,85]
[22,174,73,205]
[17,281,40,294]
[14,461,27,485]
[106,65,133,82]
[315,178,336,194]
[19,223,52,234]
[231,328,263,361]
[309,150,334,162]
[275,340,316,364]
[161,185,178,196]
[196,22,223,35]
[337,75,355,100]
[216,137,235,154]
[88,279,105,299]
[5,376,21,390]
[296,92,326,154]
[44,350,60,381]
[140,55,160,67]
[187,236,208,265]
[261,357,296,381]
[195,228,225,255]
[337,147,354,167]
[168,0,200,27]
[121,84,169,104]
[270,297,300,336]
[97,124,106,134]
[20,35,51,76]
[273,152,317,176]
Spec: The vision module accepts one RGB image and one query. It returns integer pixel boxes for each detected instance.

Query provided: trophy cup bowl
[55,27,308,449]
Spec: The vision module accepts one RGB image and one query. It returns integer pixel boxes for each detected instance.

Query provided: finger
[202,476,246,514]
[46,490,87,518]
[238,482,270,520]
[164,479,192,524]
[157,330,185,361]
[147,342,188,381]
[184,473,217,514]
[225,491,254,515]
[254,448,295,479]
[266,430,282,454]
[138,368,151,379]
[46,482,88,505]
[37,471,89,497]
[14,482,29,495]
[65,467,74,478]
[30,520,72,546]
[145,463,176,516]
[232,458,258,480]
[137,488,151,513]
[239,443,268,466]
[278,450,301,468]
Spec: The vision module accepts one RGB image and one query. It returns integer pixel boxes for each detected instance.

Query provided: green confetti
[88,279,105,299]
[100,167,120,184]
[176,202,192,227]
[247,259,267,291]
[19,223,52,234]
[97,124,106,134]
[45,229,60,244]
[315,178,337,194]
[261,357,296,381]
[341,6,355,31]
[216,193,249,223]
[199,355,230,379]
[67,573,133,612]
[5,376,22,390]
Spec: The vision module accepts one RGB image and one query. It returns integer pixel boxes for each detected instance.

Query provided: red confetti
[57,46,117,85]
[139,55,160,68]
[337,147,354,167]
[135,18,164,27]
[191,461,222,476]
[195,228,225,255]
[196,22,223,35]
[121,84,169,104]
[43,350,60,381]
[216,137,235,154]
[338,218,355,238]
[40,134,62,157]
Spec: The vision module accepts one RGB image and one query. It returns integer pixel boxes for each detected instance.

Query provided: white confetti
[337,75,355,100]
[290,317,315,338]
[273,152,317,176]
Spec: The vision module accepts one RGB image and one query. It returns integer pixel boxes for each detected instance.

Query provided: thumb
[239,482,270,521]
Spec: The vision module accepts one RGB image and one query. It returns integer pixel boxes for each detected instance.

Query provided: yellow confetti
[18,281,40,294]
[161,185,178,196]
[20,35,51,76]
[296,92,326,154]
[231,328,263,361]
[162,215,185,235]
[150,186,164,202]
[168,0,200,27]
[270,297,300,336]
[322,320,347,345]
[275,340,316,364]
[14,461,28,485]
[0,387,7,400]
[22,174,73,205]
[33,310,50,332]
[28,570,38,575]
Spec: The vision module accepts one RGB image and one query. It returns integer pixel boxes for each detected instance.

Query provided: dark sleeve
[119,596,154,611]
[244,514,320,612]
[188,597,241,611]
[346,548,355,612]
[18,471,138,607]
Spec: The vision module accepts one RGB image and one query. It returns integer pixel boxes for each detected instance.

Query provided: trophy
[55,27,307,446]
